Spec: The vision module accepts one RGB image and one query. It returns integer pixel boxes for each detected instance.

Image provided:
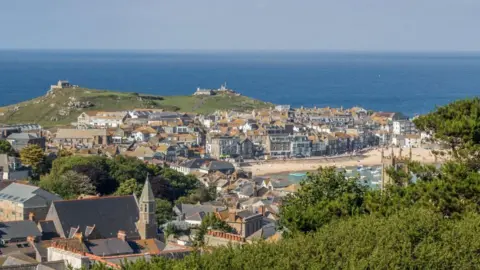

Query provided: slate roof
[0,221,42,241]
[174,204,224,218]
[246,223,277,240]
[47,196,140,239]
[206,161,235,172]
[236,210,258,219]
[6,133,39,140]
[185,211,206,222]
[1,253,37,266]
[0,183,61,207]
[131,239,167,254]
[180,158,214,169]
[37,220,59,240]
[86,238,134,256]
[139,176,155,203]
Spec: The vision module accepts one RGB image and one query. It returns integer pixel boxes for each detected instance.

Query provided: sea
[1,50,479,116]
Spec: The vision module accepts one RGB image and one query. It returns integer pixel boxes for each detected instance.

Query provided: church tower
[136,175,157,240]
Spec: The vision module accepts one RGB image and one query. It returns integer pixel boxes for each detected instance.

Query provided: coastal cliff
[0,86,272,126]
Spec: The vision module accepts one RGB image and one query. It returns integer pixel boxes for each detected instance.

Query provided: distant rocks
[67,100,93,109]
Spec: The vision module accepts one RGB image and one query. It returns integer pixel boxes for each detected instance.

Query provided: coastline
[248,147,444,176]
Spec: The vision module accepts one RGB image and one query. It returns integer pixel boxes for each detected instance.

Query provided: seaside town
[0,81,441,269]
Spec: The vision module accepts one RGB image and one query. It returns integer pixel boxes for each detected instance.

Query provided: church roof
[140,175,155,202]
[47,195,140,239]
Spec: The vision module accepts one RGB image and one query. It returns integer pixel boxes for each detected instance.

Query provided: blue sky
[1,0,479,51]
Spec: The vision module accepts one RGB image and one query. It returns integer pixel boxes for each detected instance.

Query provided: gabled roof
[0,182,61,206]
[175,204,223,217]
[87,238,134,256]
[179,158,214,169]
[6,133,40,140]
[206,161,235,172]
[47,196,140,240]
[0,221,42,241]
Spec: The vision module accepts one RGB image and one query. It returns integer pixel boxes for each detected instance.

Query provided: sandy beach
[249,148,445,176]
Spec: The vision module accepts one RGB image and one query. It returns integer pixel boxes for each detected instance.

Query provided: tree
[280,167,368,234]
[57,148,73,158]
[107,155,151,183]
[19,144,45,175]
[49,156,117,195]
[174,186,216,205]
[155,198,173,225]
[40,170,95,199]
[115,178,143,197]
[193,213,234,247]
[163,223,177,241]
[414,98,480,169]
[73,164,117,195]
[0,140,14,155]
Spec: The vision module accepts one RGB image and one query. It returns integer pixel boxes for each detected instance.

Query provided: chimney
[28,212,35,222]
[259,205,266,216]
[73,232,83,243]
[27,235,36,243]
[117,230,127,242]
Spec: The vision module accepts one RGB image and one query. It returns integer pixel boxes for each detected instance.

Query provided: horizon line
[1,48,480,55]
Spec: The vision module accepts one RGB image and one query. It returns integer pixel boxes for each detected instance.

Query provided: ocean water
[1,50,479,116]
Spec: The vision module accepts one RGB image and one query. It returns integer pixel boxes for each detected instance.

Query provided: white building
[404,134,421,148]
[393,120,417,135]
[77,111,128,128]
[47,247,90,269]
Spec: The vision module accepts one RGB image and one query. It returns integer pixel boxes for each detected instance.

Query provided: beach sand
[250,148,445,176]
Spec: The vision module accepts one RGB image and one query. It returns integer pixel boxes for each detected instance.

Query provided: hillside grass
[0,88,272,127]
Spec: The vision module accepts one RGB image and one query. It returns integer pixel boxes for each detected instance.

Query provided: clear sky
[1,0,479,51]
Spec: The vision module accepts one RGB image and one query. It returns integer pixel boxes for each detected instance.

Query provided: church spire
[136,174,157,240]
[140,174,155,203]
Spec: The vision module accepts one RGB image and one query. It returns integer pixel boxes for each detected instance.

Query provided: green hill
[0,87,272,127]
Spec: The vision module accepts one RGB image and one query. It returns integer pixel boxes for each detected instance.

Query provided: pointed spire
[140,174,155,203]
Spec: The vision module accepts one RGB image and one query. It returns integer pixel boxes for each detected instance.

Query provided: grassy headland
[0,87,272,127]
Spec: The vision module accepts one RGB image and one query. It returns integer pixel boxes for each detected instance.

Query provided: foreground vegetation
[86,98,480,269]
[0,87,272,126]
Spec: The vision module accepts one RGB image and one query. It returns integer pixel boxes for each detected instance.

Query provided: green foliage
[193,212,235,247]
[57,148,73,158]
[0,139,15,155]
[115,178,143,197]
[107,155,152,184]
[163,223,178,240]
[39,170,96,199]
[19,144,45,176]
[105,208,480,270]
[174,186,216,205]
[414,97,480,169]
[280,167,368,234]
[41,155,201,205]
[49,155,117,194]
[155,198,173,225]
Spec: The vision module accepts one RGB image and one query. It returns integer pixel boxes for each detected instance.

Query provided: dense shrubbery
[88,98,480,269]
[39,155,207,213]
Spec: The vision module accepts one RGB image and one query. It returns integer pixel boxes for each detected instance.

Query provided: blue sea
[1,50,479,116]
